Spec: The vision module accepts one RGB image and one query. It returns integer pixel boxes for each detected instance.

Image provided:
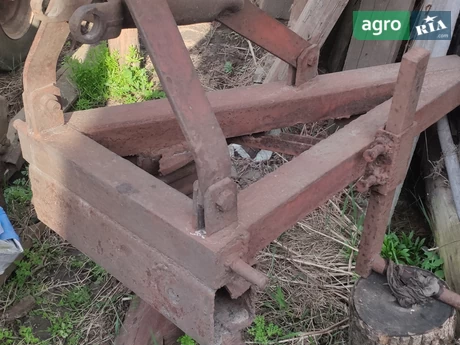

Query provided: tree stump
[350,272,456,344]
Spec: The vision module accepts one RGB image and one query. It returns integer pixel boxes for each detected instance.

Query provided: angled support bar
[125,0,237,234]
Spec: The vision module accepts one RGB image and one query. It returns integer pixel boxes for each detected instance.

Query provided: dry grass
[230,147,368,344]
[0,217,131,345]
[0,66,24,119]
[186,23,273,91]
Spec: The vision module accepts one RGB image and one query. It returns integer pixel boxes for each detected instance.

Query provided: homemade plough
[18,0,460,343]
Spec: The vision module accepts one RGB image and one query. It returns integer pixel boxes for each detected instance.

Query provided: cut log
[350,272,456,344]
[265,0,349,83]
[259,0,293,20]
[343,0,416,70]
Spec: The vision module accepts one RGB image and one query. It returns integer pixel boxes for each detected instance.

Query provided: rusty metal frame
[19,0,460,344]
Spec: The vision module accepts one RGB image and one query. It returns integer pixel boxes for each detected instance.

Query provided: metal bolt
[41,94,61,113]
[356,175,378,193]
[363,144,386,163]
[307,53,318,66]
[215,189,235,212]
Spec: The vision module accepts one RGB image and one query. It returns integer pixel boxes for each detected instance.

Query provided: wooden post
[108,29,140,65]
[325,0,362,73]
[350,273,456,344]
[259,0,293,20]
[288,0,308,27]
[423,124,460,334]
[343,0,416,70]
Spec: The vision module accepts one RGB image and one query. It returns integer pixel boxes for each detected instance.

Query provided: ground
[0,22,446,345]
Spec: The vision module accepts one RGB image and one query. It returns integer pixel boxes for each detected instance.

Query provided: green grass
[177,334,197,345]
[4,169,32,214]
[66,44,165,111]
[381,231,444,279]
[247,316,284,345]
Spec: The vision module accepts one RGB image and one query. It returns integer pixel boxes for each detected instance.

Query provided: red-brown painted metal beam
[126,0,232,190]
[356,48,431,277]
[16,122,246,289]
[27,165,218,343]
[237,68,460,259]
[65,56,460,157]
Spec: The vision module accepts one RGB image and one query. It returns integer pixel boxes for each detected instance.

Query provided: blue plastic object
[0,207,19,241]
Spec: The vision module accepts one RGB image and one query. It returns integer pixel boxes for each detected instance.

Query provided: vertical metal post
[356,47,431,277]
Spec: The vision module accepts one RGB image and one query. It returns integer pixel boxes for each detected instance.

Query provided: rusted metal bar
[230,134,312,156]
[16,122,242,289]
[23,20,69,133]
[438,287,460,310]
[356,48,431,278]
[125,0,231,191]
[218,0,310,68]
[237,67,460,259]
[27,164,218,344]
[125,0,237,234]
[65,56,460,157]
[17,122,256,344]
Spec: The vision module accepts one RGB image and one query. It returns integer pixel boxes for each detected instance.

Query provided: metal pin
[230,259,268,289]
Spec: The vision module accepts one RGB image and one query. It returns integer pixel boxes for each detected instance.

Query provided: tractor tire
[0,0,40,71]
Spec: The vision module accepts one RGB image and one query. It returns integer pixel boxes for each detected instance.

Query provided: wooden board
[343,0,416,70]
[259,0,293,20]
[325,0,362,73]
[288,0,308,27]
[265,0,349,82]
[423,123,460,333]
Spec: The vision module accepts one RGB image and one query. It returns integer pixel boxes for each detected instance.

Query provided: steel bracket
[69,0,124,44]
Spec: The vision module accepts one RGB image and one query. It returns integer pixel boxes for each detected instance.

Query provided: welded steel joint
[294,44,319,86]
[356,135,392,193]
